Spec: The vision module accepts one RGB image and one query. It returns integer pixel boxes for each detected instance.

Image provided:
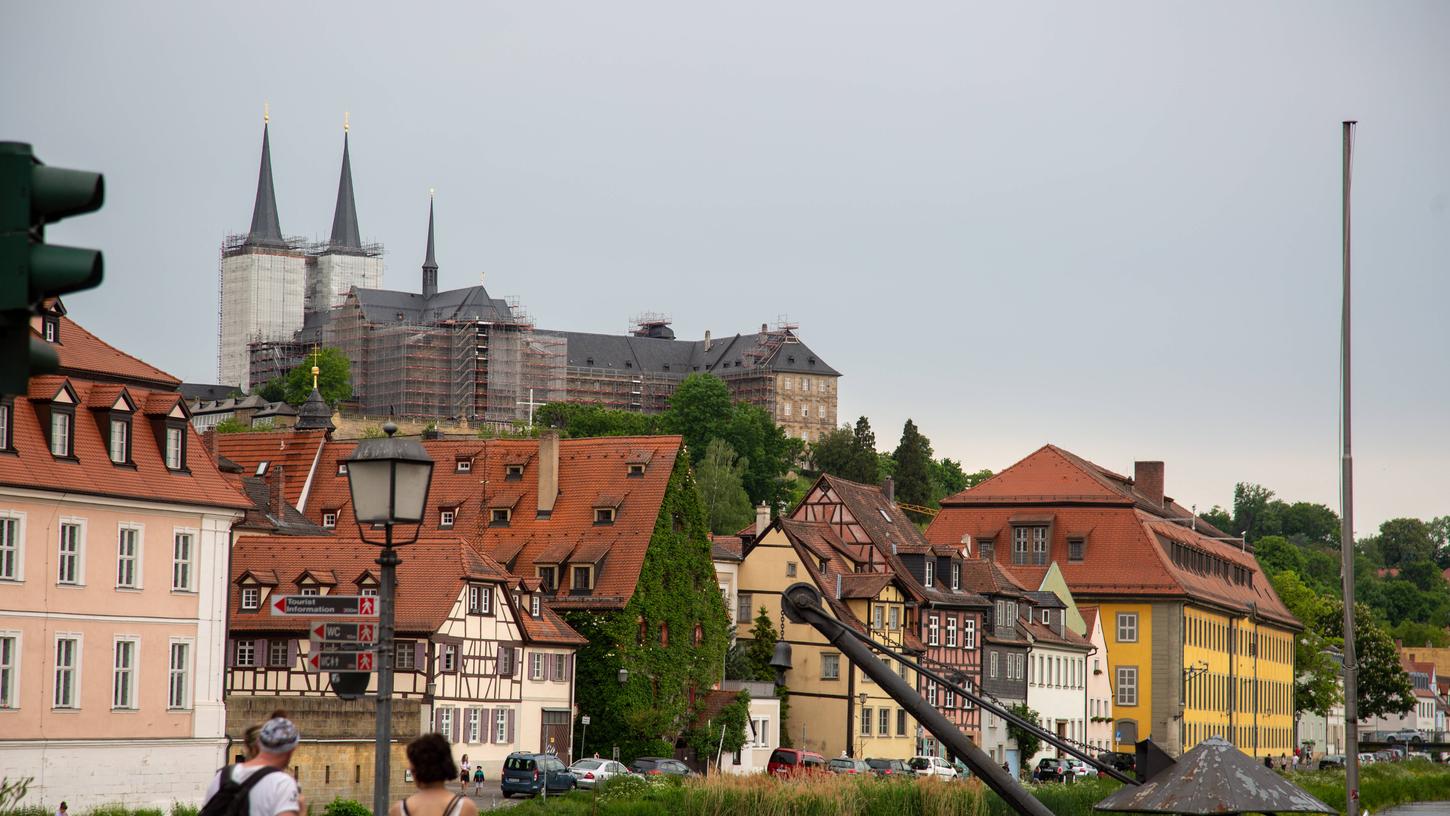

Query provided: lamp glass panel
[346,459,395,523]
[391,460,433,523]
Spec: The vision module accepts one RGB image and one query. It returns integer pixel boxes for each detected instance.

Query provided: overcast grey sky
[5,2,1447,531]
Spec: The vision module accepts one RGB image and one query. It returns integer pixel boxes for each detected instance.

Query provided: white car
[568,758,631,789]
[908,755,958,780]
[1064,758,1098,779]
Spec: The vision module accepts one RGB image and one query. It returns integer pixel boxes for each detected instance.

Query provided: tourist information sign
[271,595,378,617]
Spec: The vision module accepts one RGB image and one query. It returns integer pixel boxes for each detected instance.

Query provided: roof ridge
[54,315,181,386]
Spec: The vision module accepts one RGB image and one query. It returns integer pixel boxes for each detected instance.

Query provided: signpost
[312,621,378,642]
[271,595,378,617]
[308,651,375,672]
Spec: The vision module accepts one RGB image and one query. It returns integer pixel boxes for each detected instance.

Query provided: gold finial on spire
[264,101,270,124]
[311,346,320,389]
[344,111,350,133]
[429,187,436,199]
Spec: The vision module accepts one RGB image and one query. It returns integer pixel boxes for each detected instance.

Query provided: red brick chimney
[266,465,286,518]
[1134,461,1164,507]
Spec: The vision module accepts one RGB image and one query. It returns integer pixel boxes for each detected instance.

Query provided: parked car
[1318,754,1346,770]
[767,748,828,778]
[865,758,910,778]
[1098,751,1136,773]
[828,757,873,776]
[1357,752,1376,765]
[1032,758,1074,783]
[1064,758,1097,779]
[1385,729,1424,745]
[628,757,694,777]
[568,758,631,789]
[950,759,972,779]
[501,753,576,798]
[908,755,958,780]
[1407,751,1432,763]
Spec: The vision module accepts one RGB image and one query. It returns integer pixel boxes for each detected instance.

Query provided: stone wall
[329,414,484,440]
[0,739,227,811]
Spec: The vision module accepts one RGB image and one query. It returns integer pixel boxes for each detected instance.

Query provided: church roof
[350,285,519,326]
[423,195,438,272]
[327,130,362,251]
[245,121,286,248]
[295,386,335,431]
[539,328,840,378]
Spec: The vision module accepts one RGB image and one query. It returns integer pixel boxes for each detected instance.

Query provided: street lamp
[345,421,434,816]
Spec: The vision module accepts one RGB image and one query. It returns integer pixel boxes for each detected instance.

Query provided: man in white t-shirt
[203,716,304,816]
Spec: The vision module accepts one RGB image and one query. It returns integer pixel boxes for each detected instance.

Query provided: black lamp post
[345,422,433,816]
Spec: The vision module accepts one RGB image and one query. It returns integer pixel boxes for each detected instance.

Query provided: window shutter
[288,639,299,669]
[506,708,515,744]
[434,708,444,734]
[566,654,573,681]
[481,708,493,743]
[544,653,554,680]
[227,639,236,667]
[452,710,461,743]
[414,642,426,672]
[254,639,266,663]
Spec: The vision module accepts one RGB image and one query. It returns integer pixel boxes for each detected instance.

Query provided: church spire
[327,114,362,250]
[422,190,438,299]
[245,109,285,247]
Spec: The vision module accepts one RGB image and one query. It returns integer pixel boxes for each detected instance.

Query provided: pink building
[0,306,249,809]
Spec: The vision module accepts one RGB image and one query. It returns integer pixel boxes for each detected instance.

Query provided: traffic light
[0,141,105,395]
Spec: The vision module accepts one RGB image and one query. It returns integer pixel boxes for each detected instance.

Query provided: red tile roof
[300,435,684,610]
[1,375,249,511]
[928,446,1298,629]
[46,315,180,389]
[215,430,330,509]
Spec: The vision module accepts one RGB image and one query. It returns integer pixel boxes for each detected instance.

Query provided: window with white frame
[963,617,976,649]
[113,638,137,709]
[1012,527,1028,564]
[495,708,508,742]
[438,707,454,739]
[946,617,957,647]
[234,640,255,667]
[888,606,900,630]
[456,459,472,473]
[469,584,490,614]
[752,717,770,747]
[0,513,19,581]
[924,559,935,587]
[268,640,289,667]
[0,633,16,708]
[1117,666,1138,706]
[821,652,840,680]
[872,604,884,630]
[109,418,129,464]
[241,587,260,610]
[467,708,481,743]
[321,512,337,528]
[168,641,190,708]
[989,651,999,679]
[1031,527,1047,565]
[945,688,955,708]
[172,532,194,591]
[54,636,79,708]
[0,402,9,451]
[440,509,455,528]
[878,708,889,735]
[361,587,377,597]
[165,426,184,470]
[531,652,544,680]
[50,410,72,458]
[299,587,319,596]
[1117,612,1138,643]
[116,526,140,588]
[860,706,872,735]
[951,561,960,591]
[530,594,541,617]
[926,680,937,706]
[927,615,939,646]
[57,522,82,585]
[395,641,415,670]
[441,644,457,672]
[553,653,566,682]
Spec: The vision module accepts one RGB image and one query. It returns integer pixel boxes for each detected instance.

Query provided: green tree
[1199,506,1234,534]
[664,374,734,463]
[927,457,969,506]
[721,402,800,509]
[1391,620,1450,648]
[213,418,251,434]
[696,439,754,535]
[1430,516,1450,568]
[891,419,933,508]
[1232,483,1281,542]
[1279,502,1340,549]
[1254,535,1306,578]
[536,402,660,438]
[1006,703,1042,762]
[255,378,287,403]
[1377,518,1435,567]
[282,348,352,406]
[1270,570,1341,717]
[963,468,994,489]
[1315,599,1415,720]
[743,606,779,682]
[809,418,880,484]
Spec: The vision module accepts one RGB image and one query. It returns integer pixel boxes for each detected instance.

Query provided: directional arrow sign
[271,595,378,617]
[307,650,376,672]
[311,621,378,642]
[311,640,375,653]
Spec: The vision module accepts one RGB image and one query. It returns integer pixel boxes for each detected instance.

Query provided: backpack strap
[237,766,280,794]
[444,795,464,816]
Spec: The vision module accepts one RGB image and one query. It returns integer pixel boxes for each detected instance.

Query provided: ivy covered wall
[566,454,730,763]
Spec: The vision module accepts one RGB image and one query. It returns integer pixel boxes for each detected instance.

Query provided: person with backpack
[389,734,476,816]
[202,715,303,816]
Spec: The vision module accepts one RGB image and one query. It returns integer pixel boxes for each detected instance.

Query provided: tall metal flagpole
[1339,119,1360,816]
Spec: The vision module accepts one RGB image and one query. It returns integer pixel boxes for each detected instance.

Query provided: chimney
[835,573,842,600]
[755,502,770,536]
[266,465,286,519]
[537,431,560,517]
[883,475,895,504]
[1135,461,1165,507]
[201,429,218,458]
[703,330,712,352]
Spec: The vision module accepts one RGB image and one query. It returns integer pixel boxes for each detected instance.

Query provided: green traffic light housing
[0,142,105,395]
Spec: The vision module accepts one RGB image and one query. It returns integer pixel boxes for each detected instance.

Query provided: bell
[769,641,793,686]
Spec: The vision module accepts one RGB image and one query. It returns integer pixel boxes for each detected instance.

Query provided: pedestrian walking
[1291,752,1299,771]
[202,715,304,816]
[1264,756,1272,769]
[458,755,470,788]
[389,734,477,816]
[56,802,67,816]
[471,766,484,796]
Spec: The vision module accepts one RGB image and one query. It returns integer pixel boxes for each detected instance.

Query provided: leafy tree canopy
[696,439,754,535]
[1006,703,1042,762]
[282,347,352,407]
[1377,518,1435,568]
[891,419,934,509]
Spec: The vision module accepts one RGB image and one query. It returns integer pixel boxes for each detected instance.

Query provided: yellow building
[929,448,1301,758]
[738,518,921,759]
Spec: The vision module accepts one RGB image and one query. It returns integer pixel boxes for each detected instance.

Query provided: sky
[4,2,1447,532]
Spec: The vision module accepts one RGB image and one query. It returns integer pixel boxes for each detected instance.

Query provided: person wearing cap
[203,716,304,816]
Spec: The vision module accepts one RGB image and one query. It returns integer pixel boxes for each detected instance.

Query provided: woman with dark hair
[242,709,290,759]
[389,734,477,816]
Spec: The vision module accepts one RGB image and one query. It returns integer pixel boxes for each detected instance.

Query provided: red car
[767,748,828,777]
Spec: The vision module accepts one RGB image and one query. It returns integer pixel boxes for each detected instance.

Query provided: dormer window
[505,464,524,480]
[321,511,338,529]
[50,409,73,458]
[440,509,456,528]
[572,565,593,591]
[594,507,616,525]
[951,561,961,592]
[468,584,492,615]
[530,594,541,617]
[165,426,184,470]
[241,587,260,610]
[456,459,472,473]
[627,463,645,477]
[0,398,12,452]
[43,316,58,343]
[490,508,511,526]
[337,463,348,476]
[109,417,130,464]
[537,566,557,592]
[1068,537,1085,562]
[924,559,935,588]
[1040,609,1050,625]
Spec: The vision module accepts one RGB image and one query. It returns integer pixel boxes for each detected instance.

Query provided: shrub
[170,805,198,816]
[321,799,371,816]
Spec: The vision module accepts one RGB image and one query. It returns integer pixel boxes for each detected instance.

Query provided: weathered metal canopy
[1094,737,1334,815]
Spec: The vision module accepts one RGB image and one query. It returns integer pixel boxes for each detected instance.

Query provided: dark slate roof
[1093,736,1334,814]
[1025,590,1066,609]
[238,476,331,536]
[327,131,362,250]
[245,122,286,248]
[423,196,438,271]
[350,285,519,326]
[538,327,840,378]
[181,383,242,402]
[295,387,334,431]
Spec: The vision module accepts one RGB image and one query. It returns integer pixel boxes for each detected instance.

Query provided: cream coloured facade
[306,252,383,316]
[218,245,307,391]
[773,372,838,443]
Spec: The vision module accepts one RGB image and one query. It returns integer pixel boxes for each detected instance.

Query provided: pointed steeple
[246,111,286,247]
[295,385,335,432]
[327,115,362,250]
[421,190,438,299]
